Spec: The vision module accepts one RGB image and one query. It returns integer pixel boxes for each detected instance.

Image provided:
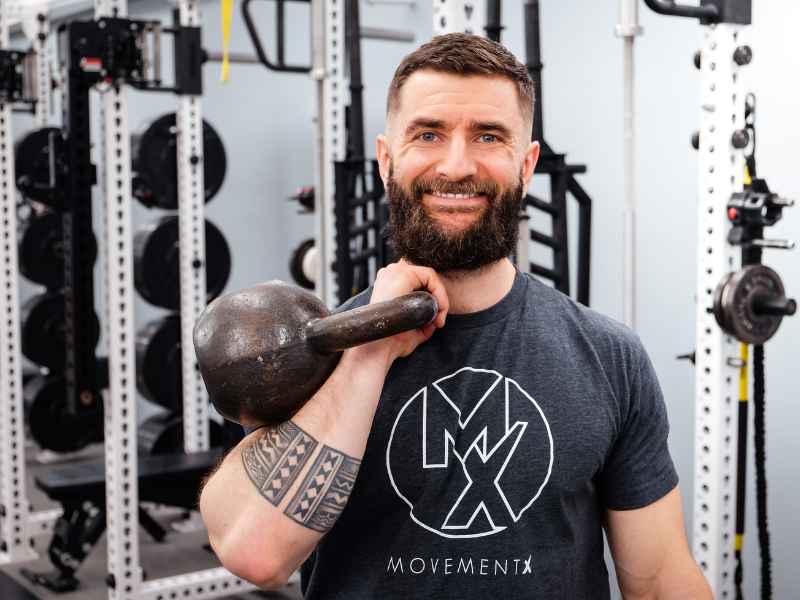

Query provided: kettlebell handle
[306,292,438,354]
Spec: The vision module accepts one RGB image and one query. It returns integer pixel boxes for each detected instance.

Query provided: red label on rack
[80,57,103,72]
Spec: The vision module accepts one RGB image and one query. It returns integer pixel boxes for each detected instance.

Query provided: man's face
[377,70,539,272]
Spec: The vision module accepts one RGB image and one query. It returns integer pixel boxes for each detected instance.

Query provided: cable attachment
[727,179,796,250]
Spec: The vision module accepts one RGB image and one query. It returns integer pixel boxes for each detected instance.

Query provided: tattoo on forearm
[284,446,361,533]
[242,421,318,506]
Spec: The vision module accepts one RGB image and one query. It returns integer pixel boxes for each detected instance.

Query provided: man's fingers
[373,261,449,328]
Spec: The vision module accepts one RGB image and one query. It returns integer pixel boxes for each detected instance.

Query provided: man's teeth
[431,192,480,199]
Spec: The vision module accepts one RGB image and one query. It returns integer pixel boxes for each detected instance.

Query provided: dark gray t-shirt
[291,271,678,599]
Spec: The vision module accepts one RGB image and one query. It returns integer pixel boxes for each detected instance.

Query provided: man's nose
[434,137,478,181]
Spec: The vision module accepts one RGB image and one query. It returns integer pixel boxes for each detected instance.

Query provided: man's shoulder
[521,273,644,358]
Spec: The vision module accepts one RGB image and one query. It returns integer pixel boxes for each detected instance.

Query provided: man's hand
[366,260,450,361]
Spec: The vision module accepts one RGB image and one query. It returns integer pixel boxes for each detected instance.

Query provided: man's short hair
[386,32,535,131]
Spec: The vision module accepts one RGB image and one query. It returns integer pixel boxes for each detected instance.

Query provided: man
[200,33,711,599]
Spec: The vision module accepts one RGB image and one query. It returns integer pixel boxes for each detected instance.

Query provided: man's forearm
[200,344,392,587]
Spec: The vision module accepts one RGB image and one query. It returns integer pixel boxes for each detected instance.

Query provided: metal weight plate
[138,413,223,455]
[289,238,316,290]
[20,292,101,370]
[24,374,103,453]
[14,127,68,209]
[713,264,787,344]
[712,272,736,336]
[18,211,98,288]
[133,216,232,310]
[131,112,227,209]
[136,315,183,411]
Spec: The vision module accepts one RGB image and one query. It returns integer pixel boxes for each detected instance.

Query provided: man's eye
[479,133,498,143]
[419,132,438,142]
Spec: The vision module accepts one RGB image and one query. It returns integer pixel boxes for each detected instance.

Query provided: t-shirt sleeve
[597,344,679,510]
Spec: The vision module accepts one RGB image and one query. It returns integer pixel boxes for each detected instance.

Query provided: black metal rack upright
[523,0,592,306]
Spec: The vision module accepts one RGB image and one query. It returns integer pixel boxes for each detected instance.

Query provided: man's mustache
[406,177,501,201]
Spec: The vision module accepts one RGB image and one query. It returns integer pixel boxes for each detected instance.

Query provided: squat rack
[0,0,62,567]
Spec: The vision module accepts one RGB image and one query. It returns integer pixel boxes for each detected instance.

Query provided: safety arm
[642,0,719,22]
[241,0,311,73]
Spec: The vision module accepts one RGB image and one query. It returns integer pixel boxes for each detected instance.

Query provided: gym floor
[0,443,303,600]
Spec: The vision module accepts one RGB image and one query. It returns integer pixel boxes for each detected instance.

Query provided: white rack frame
[432,0,485,35]
[691,23,749,599]
[312,0,346,308]
[0,0,61,567]
[92,0,253,596]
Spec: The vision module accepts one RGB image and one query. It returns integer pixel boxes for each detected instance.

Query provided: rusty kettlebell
[193,280,437,425]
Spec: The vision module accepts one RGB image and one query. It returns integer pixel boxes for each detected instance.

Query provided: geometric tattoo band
[242,421,318,506]
[284,445,361,533]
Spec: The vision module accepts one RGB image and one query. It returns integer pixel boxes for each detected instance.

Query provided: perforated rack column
[313,0,346,307]
[175,0,208,455]
[433,0,486,35]
[32,6,50,127]
[92,0,144,596]
[692,23,748,599]
[0,0,39,565]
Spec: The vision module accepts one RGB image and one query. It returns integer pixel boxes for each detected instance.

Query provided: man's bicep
[605,485,692,597]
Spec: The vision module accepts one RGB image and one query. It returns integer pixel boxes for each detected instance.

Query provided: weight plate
[133,216,232,310]
[712,272,735,336]
[717,265,786,344]
[138,413,223,455]
[14,128,68,209]
[24,374,103,453]
[18,211,98,288]
[136,315,182,411]
[131,112,227,209]
[289,238,316,290]
[21,292,101,370]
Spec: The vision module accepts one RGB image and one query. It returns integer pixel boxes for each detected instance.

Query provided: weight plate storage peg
[138,412,223,455]
[133,216,232,310]
[131,112,227,209]
[21,292,101,370]
[24,374,103,453]
[19,211,98,288]
[14,127,69,209]
[136,315,183,411]
[713,264,796,344]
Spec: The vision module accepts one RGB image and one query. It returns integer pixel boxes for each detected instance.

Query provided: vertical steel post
[0,0,38,564]
[313,0,346,307]
[692,24,748,599]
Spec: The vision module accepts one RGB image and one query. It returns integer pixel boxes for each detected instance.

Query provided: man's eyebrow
[468,120,514,138]
[404,118,447,136]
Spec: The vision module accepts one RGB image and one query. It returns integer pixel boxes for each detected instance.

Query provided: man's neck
[439,258,517,315]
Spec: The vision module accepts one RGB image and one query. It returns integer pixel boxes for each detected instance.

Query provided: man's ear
[522,141,540,187]
[376,134,391,183]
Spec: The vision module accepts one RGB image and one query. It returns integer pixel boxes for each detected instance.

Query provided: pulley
[18,210,98,289]
[21,292,100,370]
[138,412,223,455]
[131,112,227,209]
[289,237,317,290]
[14,127,69,209]
[136,315,183,411]
[24,374,103,453]
[133,216,232,310]
[713,264,796,344]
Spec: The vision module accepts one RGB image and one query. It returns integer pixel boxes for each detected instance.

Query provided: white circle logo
[386,367,554,538]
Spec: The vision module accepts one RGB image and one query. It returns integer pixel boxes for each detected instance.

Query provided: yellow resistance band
[736,342,749,552]
[220,0,234,82]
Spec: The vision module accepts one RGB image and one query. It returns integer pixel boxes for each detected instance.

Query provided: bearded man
[200,33,711,600]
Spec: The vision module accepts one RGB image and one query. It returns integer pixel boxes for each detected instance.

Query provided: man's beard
[384,166,525,273]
